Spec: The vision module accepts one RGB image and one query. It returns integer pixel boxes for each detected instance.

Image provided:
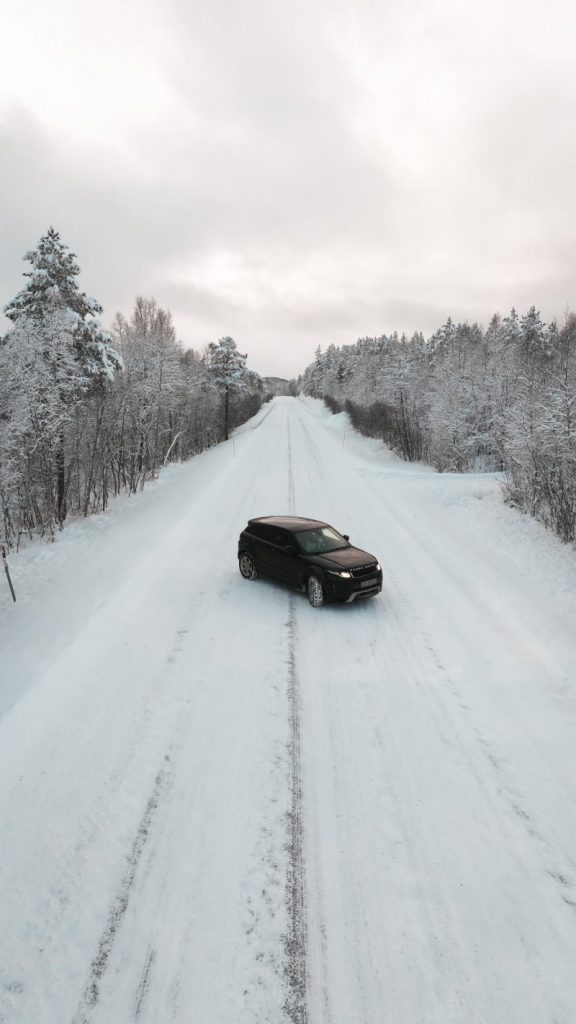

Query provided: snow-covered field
[1,396,576,1023]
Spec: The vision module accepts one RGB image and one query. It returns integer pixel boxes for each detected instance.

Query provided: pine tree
[207,336,249,440]
[4,227,122,384]
[3,228,122,521]
[0,310,89,529]
[520,305,551,360]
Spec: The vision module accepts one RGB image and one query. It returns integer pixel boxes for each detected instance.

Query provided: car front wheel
[307,574,324,607]
[239,552,258,580]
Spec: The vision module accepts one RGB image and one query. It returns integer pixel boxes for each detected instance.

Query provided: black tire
[239,552,258,580]
[307,574,324,608]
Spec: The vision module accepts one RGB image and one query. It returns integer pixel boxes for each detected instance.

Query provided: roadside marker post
[1,545,16,603]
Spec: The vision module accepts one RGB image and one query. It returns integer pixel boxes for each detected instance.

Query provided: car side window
[268,532,286,548]
[296,531,315,553]
[248,523,268,540]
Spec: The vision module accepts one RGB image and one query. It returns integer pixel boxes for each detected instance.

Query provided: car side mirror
[284,543,297,556]
[343,534,350,542]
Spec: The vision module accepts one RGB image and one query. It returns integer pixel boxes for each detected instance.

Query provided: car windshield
[295,526,348,554]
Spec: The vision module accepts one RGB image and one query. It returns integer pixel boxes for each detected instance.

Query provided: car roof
[248,515,329,531]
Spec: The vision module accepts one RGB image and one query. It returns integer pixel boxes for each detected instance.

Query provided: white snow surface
[1,396,576,1023]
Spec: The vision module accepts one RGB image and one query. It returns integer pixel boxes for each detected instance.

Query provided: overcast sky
[1,0,575,377]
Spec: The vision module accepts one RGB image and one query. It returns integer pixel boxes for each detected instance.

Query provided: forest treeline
[3,228,575,551]
[300,310,576,543]
[0,229,264,548]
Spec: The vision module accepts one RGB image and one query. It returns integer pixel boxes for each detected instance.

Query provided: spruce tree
[207,336,249,440]
[4,226,122,384]
[4,228,122,521]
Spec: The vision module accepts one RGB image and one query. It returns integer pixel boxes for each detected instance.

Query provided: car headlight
[328,569,352,578]
[376,563,381,571]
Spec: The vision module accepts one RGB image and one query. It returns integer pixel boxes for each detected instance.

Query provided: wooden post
[1,546,16,603]
[224,386,230,441]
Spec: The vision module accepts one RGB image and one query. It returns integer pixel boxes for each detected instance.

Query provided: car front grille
[347,584,381,602]
[350,563,378,579]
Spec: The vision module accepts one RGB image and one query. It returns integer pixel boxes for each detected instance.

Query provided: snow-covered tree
[112,297,184,485]
[0,260,264,546]
[299,304,576,542]
[4,227,121,385]
[519,306,551,361]
[0,309,90,535]
[2,228,123,521]
[207,335,250,440]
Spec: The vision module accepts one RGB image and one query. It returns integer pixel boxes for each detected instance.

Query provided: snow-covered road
[2,396,576,1023]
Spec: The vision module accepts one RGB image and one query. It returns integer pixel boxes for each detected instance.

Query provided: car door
[248,523,276,577]
[267,527,299,583]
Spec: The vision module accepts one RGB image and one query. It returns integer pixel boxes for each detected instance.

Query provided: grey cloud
[1,0,576,376]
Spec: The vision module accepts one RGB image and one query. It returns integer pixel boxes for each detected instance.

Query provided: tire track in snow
[287,416,296,517]
[291,406,346,1023]
[134,948,156,1018]
[73,758,170,1023]
[293,406,382,1021]
[361,470,576,911]
[298,401,576,1011]
[283,416,308,1024]
[296,407,461,1017]
[284,597,308,1024]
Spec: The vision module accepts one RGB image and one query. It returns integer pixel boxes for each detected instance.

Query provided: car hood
[309,546,378,570]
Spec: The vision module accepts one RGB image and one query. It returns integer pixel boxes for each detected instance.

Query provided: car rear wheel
[239,552,258,580]
[307,574,324,607]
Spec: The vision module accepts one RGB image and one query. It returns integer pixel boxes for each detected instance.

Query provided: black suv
[237,516,382,607]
